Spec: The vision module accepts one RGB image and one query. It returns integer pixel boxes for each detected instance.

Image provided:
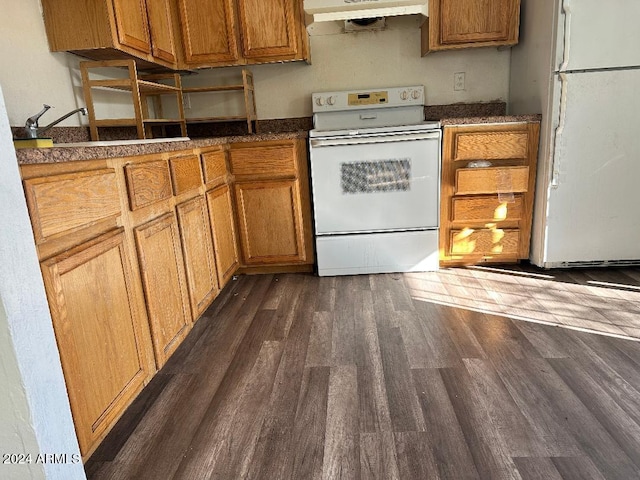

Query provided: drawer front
[450,228,520,256]
[455,166,529,195]
[453,131,529,161]
[170,154,203,195]
[201,148,228,187]
[125,160,172,210]
[24,169,121,243]
[229,145,296,178]
[452,195,523,222]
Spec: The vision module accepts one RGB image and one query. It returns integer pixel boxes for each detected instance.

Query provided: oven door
[310,131,441,235]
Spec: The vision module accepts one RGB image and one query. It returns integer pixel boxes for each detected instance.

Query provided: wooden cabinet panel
[234,180,306,265]
[169,154,203,196]
[453,131,529,161]
[450,228,520,257]
[176,196,219,319]
[236,0,298,59]
[229,144,296,178]
[455,166,529,195]
[111,0,152,53]
[135,213,192,367]
[146,0,177,62]
[178,0,239,65]
[124,160,172,210]
[202,147,229,187]
[23,169,121,243]
[451,195,523,222]
[40,229,153,457]
[440,122,539,266]
[422,0,520,54]
[206,185,239,287]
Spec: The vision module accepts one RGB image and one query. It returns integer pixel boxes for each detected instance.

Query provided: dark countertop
[440,114,542,126]
[16,131,308,165]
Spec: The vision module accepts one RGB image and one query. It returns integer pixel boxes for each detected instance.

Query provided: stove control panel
[312,85,425,113]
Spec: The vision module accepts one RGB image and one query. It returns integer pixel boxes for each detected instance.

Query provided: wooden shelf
[81,60,187,141]
[181,70,257,133]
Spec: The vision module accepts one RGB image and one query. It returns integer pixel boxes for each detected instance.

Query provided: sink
[54,137,191,147]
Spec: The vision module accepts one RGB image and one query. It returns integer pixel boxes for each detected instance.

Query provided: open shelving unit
[80,61,258,140]
[80,60,187,141]
[182,69,257,134]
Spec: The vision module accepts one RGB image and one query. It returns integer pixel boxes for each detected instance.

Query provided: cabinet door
[206,185,239,287]
[234,179,307,265]
[438,0,519,45]
[236,0,299,60]
[40,229,153,456]
[135,213,192,367]
[112,0,152,53]
[176,196,219,320]
[178,0,239,65]
[146,0,176,63]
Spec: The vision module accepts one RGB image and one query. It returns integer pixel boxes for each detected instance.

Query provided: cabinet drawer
[450,228,520,256]
[24,169,121,243]
[229,145,296,178]
[451,195,523,222]
[453,131,529,161]
[170,154,203,195]
[125,160,172,210]
[201,148,228,187]
[455,166,529,195]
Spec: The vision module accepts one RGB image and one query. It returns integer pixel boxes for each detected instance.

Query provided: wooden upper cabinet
[146,0,177,63]
[112,0,152,54]
[422,0,520,54]
[178,0,239,65]
[236,0,298,60]
[176,0,308,68]
[41,0,177,68]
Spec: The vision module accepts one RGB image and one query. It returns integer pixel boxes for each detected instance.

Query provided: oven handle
[310,132,441,148]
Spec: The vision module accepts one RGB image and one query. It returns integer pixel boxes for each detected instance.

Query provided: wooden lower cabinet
[40,228,154,457]
[176,196,220,319]
[234,179,307,265]
[134,213,192,367]
[206,185,239,287]
[440,122,540,266]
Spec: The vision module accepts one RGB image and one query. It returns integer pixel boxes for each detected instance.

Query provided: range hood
[304,0,428,22]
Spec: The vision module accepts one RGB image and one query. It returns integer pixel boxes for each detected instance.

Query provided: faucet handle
[26,104,52,128]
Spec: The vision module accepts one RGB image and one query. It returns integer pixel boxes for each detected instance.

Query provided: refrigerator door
[556,0,640,71]
[543,68,640,265]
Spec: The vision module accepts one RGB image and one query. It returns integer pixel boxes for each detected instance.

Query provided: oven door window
[341,159,411,194]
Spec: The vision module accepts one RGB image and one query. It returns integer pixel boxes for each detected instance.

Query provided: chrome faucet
[24,104,88,139]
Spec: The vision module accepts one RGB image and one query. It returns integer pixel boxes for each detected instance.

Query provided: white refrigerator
[509,0,640,267]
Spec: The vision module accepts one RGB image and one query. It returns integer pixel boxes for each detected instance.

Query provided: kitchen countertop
[15,110,543,165]
[16,131,308,165]
[439,114,542,126]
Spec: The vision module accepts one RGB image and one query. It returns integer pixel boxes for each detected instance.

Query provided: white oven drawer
[316,230,439,276]
[310,132,440,234]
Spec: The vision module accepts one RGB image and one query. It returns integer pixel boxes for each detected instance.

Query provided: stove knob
[327,96,336,106]
[400,90,409,100]
[315,96,325,107]
[411,90,421,100]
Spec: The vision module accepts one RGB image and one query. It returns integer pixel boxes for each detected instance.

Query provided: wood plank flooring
[86,267,640,480]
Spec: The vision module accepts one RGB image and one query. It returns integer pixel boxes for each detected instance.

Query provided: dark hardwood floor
[86,267,640,480]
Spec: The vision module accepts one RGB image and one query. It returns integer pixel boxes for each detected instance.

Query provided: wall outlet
[454,72,466,91]
[182,93,191,109]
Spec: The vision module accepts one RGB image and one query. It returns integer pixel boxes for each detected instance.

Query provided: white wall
[1,3,511,126]
[0,84,86,479]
